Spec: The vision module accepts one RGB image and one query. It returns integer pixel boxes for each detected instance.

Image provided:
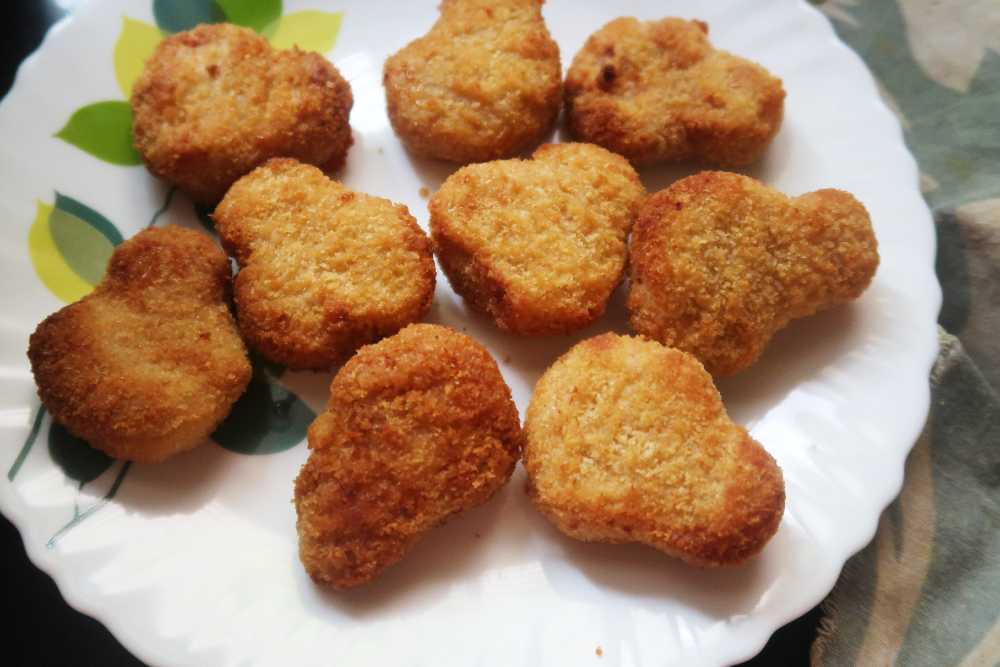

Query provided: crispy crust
[383,0,561,163]
[429,143,646,334]
[214,158,436,371]
[523,333,784,566]
[564,17,784,166]
[27,226,251,463]
[131,23,353,204]
[628,171,880,376]
[294,324,523,588]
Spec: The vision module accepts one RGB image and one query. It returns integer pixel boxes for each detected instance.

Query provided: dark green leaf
[48,422,114,485]
[55,192,124,246]
[217,0,282,34]
[55,101,141,166]
[48,206,118,285]
[153,0,225,33]
[212,357,315,455]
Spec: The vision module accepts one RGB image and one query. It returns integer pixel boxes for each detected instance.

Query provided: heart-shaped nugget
[383,0,561,163]
[430,143,646,334]
[132,23,352,204]
[524,334,784,566]
[294,324,522,588]
[28,226,251,463]
[214,158,436,370]
[628,171,880,376]
[565,18,784,166]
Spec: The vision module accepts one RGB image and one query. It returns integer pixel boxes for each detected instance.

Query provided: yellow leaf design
[269,11,343,53]
[114,16,163,98]
[28,202,94,303]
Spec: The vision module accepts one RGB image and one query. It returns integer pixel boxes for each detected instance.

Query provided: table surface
[0,2,820,665]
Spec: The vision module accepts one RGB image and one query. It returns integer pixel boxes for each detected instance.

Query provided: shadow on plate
[535,508,788,620]
[401,148,461,196]
[718,302,866,426]
[114,443,232,516]
[424,279,632,397]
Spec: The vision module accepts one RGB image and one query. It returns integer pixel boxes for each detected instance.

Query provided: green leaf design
[217,0,282,35]
[213,356,315,455]
[153,0,284,35]
[48,422,114,485]
[55,192,125,246]
[47,461,131,549]
[153,0,224,33]
[8,406,46,482]
[49,209,115,285]
[114,17,163,97]
[55,101,141,166]
[269,10,342,52]
[29,202,91,303]
[28,194,123,303]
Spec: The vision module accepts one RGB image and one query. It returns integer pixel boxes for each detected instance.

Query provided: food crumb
[595,646,603,657]
[419,187,430,198]
[474,531,482,539]
[502,353,512,364]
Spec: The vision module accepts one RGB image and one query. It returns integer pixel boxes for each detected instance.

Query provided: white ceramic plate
[0,1,940,665]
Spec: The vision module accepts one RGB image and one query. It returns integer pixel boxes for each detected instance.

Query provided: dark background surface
[0,2,820,665]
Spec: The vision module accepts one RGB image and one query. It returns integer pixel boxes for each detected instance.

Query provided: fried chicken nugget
[383,0,561,163]
[214,158,436,370]
[524,333,784,566]
[131,23,353,205]
[27,226,251,463]
[294,324,522,588]
[628,171,879,376]
[564,18,785,166]
[430,143,646,334]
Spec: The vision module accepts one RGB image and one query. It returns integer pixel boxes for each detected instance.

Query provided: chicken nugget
[628,171,879,376]
[524,333,784,566]
[564,18,784,166]
[383,0,561,163]
[131,23,353,205]
[294,324,522,588]
[430,143,646,334]
[28,226,251,463]
[214,158,435,371]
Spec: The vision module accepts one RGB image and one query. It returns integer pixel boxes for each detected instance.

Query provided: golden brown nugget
[524,334,784,566]
[430,143,646,334]
[28,226,251,464]
[564,18,784,166]
[383,0,561,163]
[214,159,435,371]
[131,23,353,205]
[628,171,879,376]
[294,324,522,589]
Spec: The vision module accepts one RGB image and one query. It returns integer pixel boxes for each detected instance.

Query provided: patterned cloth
[811,1,1000,665]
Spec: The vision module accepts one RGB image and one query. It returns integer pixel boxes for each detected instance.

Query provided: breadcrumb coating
[628,171,879,376]
[383,0,561,163]
[294,324,523,588]
[28,226,251,463]
[564,18,784,166]
[131,23,353,204]
[430,143,646,334]
[523,333,784,566]
[214,158,435,371]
